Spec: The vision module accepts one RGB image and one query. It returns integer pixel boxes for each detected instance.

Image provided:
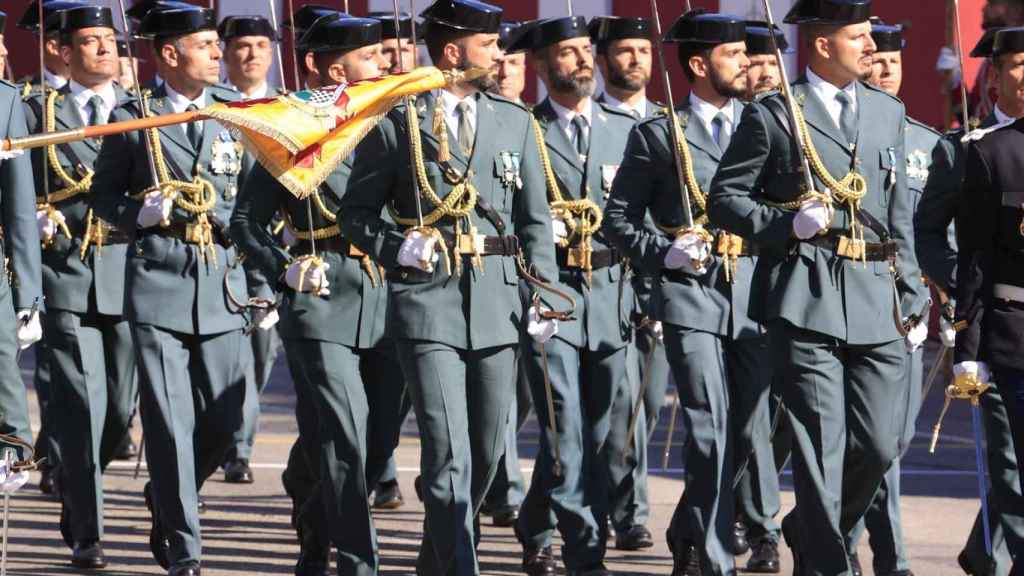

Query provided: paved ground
[0,341,996,574]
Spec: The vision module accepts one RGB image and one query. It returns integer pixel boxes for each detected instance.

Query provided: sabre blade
[971,403,993,555]
[267,0,289,91]
[394,0,426,228]
[648,0,695,227]
[0,448,14,576]
[114,0,161,188]
[952,0,972,129]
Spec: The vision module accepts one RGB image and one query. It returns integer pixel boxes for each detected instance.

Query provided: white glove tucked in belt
[285,258,331,296]
[398,230,439,272]
[36,208,65,243]
[136,190,174,229]
[527,305,559,344]
[664,231,710,275]
[792,198,832,240]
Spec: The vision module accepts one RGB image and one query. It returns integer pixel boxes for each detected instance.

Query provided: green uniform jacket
[0,80,42,310]
[904,117,941,213]
[604,97,762,340]
[91,84,253,335]
[707,78,928,345]
[231,158,389,349]
[533,98,633,351]
[23,83,131,316]
[339,90,558,351]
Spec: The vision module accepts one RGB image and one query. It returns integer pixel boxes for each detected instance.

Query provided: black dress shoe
[957,550,993,576]
[490,504,520,528]
[168,562,200,576]
[295,551,330,576]
[114,434,138,460]
[145,482,171,569]
[671,541,702,576]
[522,546,556,576]
[567,563,613,576]
[71,541,108,569]
[745,537,780,574]
[615,525,654,551]
[413,475,423,502]
[372,480,404,510]
[732,520,750,555]
[849,552,863,576]
[223,459,254,484]
[38,467,54,494]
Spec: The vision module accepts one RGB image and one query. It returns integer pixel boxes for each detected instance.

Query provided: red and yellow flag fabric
[203,66,449,198]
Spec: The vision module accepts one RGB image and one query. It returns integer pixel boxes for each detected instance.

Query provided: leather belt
[144,221,228,246]
[994,283,1024,304]
[293,236,365,258]
[440,232,520,257]
[556,246,621,270]
[803,234,897,262]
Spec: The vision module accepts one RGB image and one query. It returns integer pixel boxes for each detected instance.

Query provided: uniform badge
[210,130,242,178]
[601,164,620,199]
[906,149,929,182]
[499,150,522,190]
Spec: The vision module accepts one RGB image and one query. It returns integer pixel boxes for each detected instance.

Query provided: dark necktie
[457,101,474,156]
[87,95,105,126]
[713,112,731,153]
[835,91,857,146]
[572,115,589,160]
[186,103,201,149]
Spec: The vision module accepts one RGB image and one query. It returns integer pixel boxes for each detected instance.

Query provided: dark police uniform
[90,6,254,573]
[707,1,929,573]
[338,2,558,573]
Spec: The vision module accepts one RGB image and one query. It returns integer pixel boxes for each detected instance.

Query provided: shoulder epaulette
[962,117,1018,143]
[594,100,635,121]
[906,116,941,137]
[753,89,781,103]
[482,91,531,114]
[209,84,240,102]
[860,80,903,105]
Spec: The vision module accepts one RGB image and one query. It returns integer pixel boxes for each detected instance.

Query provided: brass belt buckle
[836,235,865,260]
[185,221,212,245]
[565,245,592,269]
[457,233,485,255]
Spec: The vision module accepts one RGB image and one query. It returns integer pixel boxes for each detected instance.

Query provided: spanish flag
[204,65,452,198]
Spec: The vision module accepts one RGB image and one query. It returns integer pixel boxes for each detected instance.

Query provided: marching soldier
[743,21,788,99]
[90,5,254,575]
[707,1,930,575]
[955,25,1024,576]
[22,6,137,568]
[218,13,280,486]
[17,0,78,498]
[366,9,418,512]
[505,16,635,576]
[477,18,530,529]
[0,29,44,493]
[338,0,559,573]
[232,14,407,576]
[603,10,770,574]
[590,14,664,553]
[838,20,938,576]
[916,26,1024,576]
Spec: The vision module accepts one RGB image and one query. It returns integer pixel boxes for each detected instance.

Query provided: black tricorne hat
[125,0,194,22]
[137,6,216,40]
[745,20,790,55]
[218,15,276,42]
[284,5,343,34]
[368,12,420,40]
[513,16,589,52]
[54,5,115,34]
[665,10,746,47]
[497,20,521,50]
[420,0,502,34]
[971,27,1004,58]
[784,0,871,25]
[588,16,652,53]
[993,26,1024,57]
[18,0,86,33]
[870,21,904,52]
[299,14,382,54]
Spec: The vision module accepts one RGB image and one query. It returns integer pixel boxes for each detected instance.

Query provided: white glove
[904,319,929,353]
[285,258,331,295]
[252,307,279,331]
[281,225,298,248]
[650,321,663,341]
[136,190,174,229]
[664,232,710,274]
[36,208,64,243]
[15,309,41,350]
[0,149,24,162]
[954,361,991,384]
[552,219,568,244]
[935,47,962,91]
[527,305,559,344]
[938,316,956,348]
[397,230,439,272]
[0,461,28,495]
[792,199,832,240]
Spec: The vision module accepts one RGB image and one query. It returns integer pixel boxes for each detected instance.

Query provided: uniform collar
[68,79,117,115]
[600,91,646,118]
[688,91,735,130]
[163,81,207,113]
[548,95,593,132]
[994,103,1015,124]
[235,81,269,100]
[44,69,68,89]
[439,88,478,119]
[806,66,858,118]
